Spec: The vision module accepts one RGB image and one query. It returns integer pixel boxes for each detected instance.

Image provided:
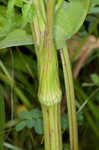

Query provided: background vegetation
[0,0,99,150]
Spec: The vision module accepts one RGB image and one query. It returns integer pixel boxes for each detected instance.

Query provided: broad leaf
[22,3,35,25]
[16,0,23,7]
[16,121,26,131]
[0,14,23,38]
[30,109,42,119]
[91,0,99,7]
[54,0,90,48]
[0,29,33,49]
[0,0,90,49]
[18,110,33,120]
[61,115,68,130]
[26,120,35,128]
[34,119,43,134]
[91,74,99,85]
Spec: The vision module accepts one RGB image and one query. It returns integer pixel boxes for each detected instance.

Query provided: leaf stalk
[60,44,78,150]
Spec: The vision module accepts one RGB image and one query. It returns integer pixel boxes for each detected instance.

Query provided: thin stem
[41,103,62,150]
[10,49,14,120]
[60,44,78,150]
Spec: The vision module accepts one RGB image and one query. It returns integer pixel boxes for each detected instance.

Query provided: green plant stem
[31,0,46,56]
[60,44,78,150]
[32,0,62,149]
[45,0,56,48]
[31,18,40,51]
[38,0,62,149]
[41,103,62,150]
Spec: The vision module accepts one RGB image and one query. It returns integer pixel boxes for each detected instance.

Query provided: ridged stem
[60,44,78,150]
[45,0,56,48]
[32,0,63,150]
[38,0,61,106]
[41,103,62,150]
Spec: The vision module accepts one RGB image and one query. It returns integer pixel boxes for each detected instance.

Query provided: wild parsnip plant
[32,0,90,150]
[1,0,97,150]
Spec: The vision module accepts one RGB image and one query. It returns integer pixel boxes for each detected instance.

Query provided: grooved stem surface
[41,103,62,150]
[60,44,78,150]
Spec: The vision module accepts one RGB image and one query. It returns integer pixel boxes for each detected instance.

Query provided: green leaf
[30,109,42,119]
[61,113,84,130]
[26,120,36,128]
[54,0,90,48]
[63,144,70,150]
[0,0,90,50]
[0,29,33,49]
[15,0,23,7]
[16,121,26,131]
[34,119,43,134]
[0,14,23,38]
[77,112,84,126]
[91,0,99,7]
[7,0,16,24]
[91,74,99,85]
[0,6,8,37]
[18,110,33,120]
[61,115,68,130]
[22,3,35,26]
[6,119,19,128]
[0,6,7,17]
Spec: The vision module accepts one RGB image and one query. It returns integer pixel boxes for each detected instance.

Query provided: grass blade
[0,87,5,150]
[4,142,25,150]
